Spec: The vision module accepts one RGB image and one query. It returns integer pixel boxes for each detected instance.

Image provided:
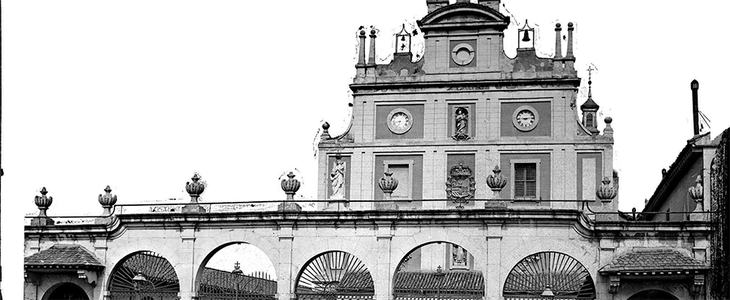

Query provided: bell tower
[580,66,600,135]
[317,0,616,213]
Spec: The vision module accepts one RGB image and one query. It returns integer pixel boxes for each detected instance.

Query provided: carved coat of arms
[445,163,476,208]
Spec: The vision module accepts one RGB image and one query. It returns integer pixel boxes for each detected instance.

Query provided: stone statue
[330,157,346,200]
[453,107,469,140]
[453,244,467,267]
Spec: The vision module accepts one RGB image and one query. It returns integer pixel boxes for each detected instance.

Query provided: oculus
[512,105,539,131]
[387,108,414,134]
[451,43,475,66]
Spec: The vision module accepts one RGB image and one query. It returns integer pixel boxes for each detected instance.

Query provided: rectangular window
[514,163,537,198]
[510,159,541,200]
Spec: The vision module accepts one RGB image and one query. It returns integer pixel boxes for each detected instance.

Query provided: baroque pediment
[418,3,509,30]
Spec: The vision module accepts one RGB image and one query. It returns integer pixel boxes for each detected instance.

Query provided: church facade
[24,1,726,300]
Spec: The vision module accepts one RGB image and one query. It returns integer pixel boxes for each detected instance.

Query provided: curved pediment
[418,3,509,30]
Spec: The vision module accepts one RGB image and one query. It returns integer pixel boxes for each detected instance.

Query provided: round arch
[295,250,375,300]
[503,251,596,300]
[195,241,278,300]
[627,290,679,300]
[107,250,180,299]
[392,241,484,300]
[42,282,90,300]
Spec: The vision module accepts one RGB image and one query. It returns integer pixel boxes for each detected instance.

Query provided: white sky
[2,0,730,298]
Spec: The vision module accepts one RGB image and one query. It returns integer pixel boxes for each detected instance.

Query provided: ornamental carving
[98,185,118,215]
[688,175,703,202]
[330,155,346,200]
[445,163,476,208]
[378,171,399,200]
[452,107,470,141]
[596,177,617,202]
[486,165,507,192]
[281,172,301,201]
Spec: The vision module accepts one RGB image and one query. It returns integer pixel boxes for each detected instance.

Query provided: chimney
[691,79,699,135]
[477,0,500,11]
[426,0,449,13]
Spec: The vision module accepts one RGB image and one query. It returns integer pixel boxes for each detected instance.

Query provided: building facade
[24,1,725,300]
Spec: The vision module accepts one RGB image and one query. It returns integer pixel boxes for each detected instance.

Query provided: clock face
[386,108,414,134]
[516,110,535,127]
[390,112,410,130]
[512,105,539,132]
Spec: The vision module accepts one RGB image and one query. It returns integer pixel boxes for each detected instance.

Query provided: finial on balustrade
[603,117,613,136]
[183,173,207,213]
[98,185,118,216]
[281,172,301,201]
[32,187,54,226]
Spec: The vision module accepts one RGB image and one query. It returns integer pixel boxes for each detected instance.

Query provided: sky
[2,0,730,297]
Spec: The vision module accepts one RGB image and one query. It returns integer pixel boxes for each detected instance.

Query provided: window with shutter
[510,159,540,200]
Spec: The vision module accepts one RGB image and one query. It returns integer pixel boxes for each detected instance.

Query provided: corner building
[24,1,721,300]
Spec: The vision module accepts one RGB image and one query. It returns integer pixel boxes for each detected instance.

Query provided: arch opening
[503,251,596,300]
[107,251,180,300]
[393,242,484,300]
[44,282,89,300]
[295,251,375,300]
[627,290,679,300]
[197,242,278,300]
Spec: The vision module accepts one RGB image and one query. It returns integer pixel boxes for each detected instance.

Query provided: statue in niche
[452,244,468,268]
[330,156,346,200]
[453,107,470,141]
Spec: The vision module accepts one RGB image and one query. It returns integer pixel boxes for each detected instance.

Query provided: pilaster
[361,149,375,202]
[374,222,394,300]
[178,226,197,300]
[277,222,296,300]
[485,224,502,300]
[474,150,489,206]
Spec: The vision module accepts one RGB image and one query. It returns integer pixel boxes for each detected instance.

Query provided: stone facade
[23,1,721,300]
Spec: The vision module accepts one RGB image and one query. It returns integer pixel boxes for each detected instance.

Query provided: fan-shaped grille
[503,252,595,300]
[296,251,374,300]
[109,251,180,299]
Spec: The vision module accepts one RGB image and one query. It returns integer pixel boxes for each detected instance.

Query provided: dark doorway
[46,283,89,300]
[628,290,679,300]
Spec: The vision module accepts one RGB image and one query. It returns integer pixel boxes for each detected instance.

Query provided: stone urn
[596,177,617,202]
[98,185,118,216]
[378,171,399,200]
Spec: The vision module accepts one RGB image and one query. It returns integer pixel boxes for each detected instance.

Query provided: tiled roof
[25,244,104,270]
[200,267,277,295]
[393,271,484,294]
[599,249,709,273]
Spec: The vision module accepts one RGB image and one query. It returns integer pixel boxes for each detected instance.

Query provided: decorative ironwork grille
[198,267,277,300]
[296,251,375,300]
[710,128,729,299]
[108,251,180,300]
[503,252,596,300]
